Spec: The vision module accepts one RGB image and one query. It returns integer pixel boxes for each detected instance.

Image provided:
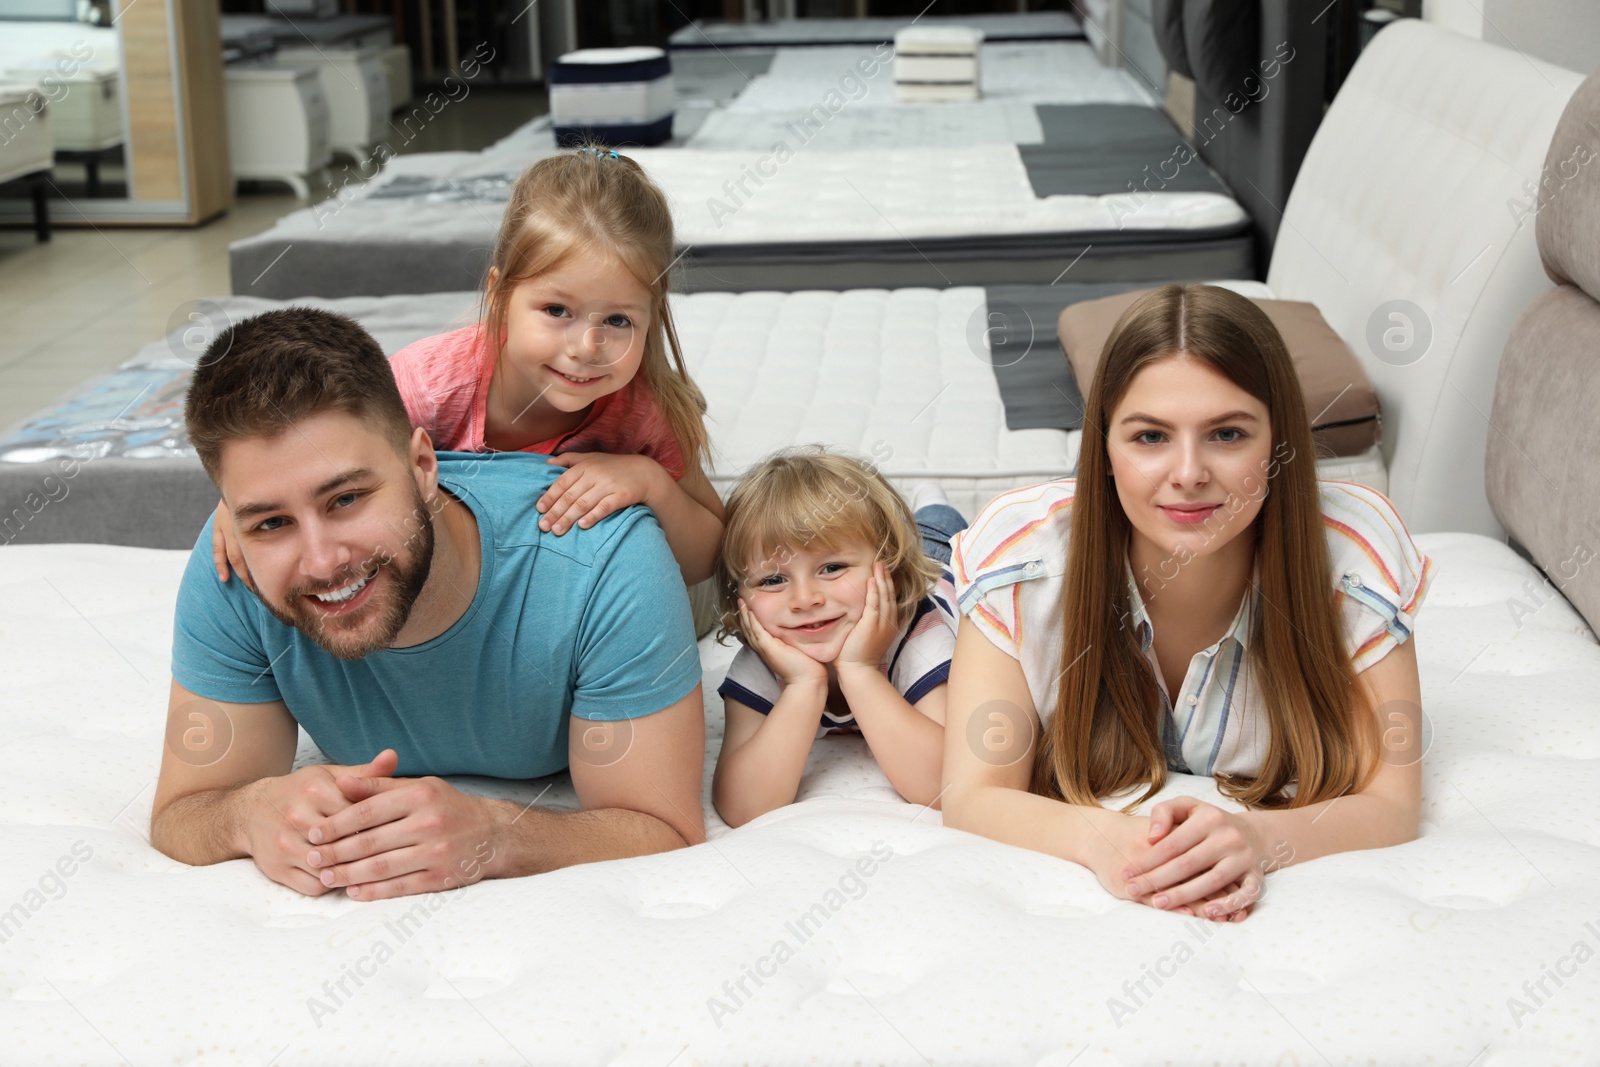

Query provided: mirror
[0,0,131,214]
[0,0,230,231]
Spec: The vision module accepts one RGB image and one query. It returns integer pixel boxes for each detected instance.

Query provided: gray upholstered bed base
[658,228,1250,296]
[231,219,1252,301]
[0,459,216,551]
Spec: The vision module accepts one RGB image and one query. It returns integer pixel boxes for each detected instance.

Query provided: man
[150,308,705,900]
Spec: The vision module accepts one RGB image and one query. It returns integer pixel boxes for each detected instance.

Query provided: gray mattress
[229,102,1251,300]
[1022,105,1230,196]
[0,284,1132,550]
[669,12,1084,49]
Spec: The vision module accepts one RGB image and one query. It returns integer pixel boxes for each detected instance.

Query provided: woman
[942,285,1433,922]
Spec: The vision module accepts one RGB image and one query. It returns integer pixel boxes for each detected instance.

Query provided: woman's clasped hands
[1089,796,1279,922]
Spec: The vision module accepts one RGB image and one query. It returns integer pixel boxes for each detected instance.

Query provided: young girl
[712,448,965,827]
[942,284,1433,922]
[213,145,724,587]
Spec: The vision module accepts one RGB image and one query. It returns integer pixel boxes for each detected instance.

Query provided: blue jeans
[915,503,968,566]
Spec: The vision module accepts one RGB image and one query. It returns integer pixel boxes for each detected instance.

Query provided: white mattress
[295,141,1245,250]
[726,42,1150,112]
[683,286,1382,517]
[686,100,1050,149]
[550,74,674,127]
[5,528,1599,1062]
[685,288,1075,518]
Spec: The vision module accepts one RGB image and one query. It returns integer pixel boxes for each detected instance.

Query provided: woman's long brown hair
[1033,285,1377,810]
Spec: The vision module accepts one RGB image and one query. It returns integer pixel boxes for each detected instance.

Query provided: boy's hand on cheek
[739,601,828,689]
[837,563,897,672]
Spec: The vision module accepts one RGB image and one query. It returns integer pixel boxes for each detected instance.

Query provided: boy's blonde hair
[715,447,942,644]
[480,147,708,470]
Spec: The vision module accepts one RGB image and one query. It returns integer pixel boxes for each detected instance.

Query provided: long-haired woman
[942,284,1433,921]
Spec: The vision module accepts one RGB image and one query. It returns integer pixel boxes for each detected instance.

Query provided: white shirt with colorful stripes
[950,480,1435,779]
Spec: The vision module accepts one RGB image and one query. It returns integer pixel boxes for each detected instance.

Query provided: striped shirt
[718,573,961,738]
[950,480,1435,778]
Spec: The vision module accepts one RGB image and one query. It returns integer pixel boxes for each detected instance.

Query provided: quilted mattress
[229,138,1250,299]
[675,287,1381,512]
[4,525,1599,1063]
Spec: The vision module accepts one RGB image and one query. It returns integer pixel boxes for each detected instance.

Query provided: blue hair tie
[576,147,620,160]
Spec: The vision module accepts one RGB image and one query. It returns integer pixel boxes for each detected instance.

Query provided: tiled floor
[0,84,546,434]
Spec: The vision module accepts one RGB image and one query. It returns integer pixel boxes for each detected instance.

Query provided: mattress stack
[549,46,675,148]
[894,26,983,103]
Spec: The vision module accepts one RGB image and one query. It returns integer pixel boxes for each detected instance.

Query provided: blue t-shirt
[169,452,701,779]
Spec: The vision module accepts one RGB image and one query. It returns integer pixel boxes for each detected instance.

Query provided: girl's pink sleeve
[637,385,689,480]
[388,343,440,438]
[387,328,481,451]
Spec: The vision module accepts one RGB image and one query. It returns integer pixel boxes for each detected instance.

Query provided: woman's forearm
[944,780,1133,870]
[940,617,1133,869]
[1241,788,1419,869]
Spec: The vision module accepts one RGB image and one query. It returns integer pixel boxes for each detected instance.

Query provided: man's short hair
[186,307,413,482]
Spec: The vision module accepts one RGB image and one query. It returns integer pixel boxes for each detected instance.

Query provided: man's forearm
[484,800,691,878]
[150,782,257,866]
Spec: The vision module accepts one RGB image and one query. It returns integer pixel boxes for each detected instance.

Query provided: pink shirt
[389,325,687,479]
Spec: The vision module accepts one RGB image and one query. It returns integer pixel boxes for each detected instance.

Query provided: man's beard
[260,485,437,661]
